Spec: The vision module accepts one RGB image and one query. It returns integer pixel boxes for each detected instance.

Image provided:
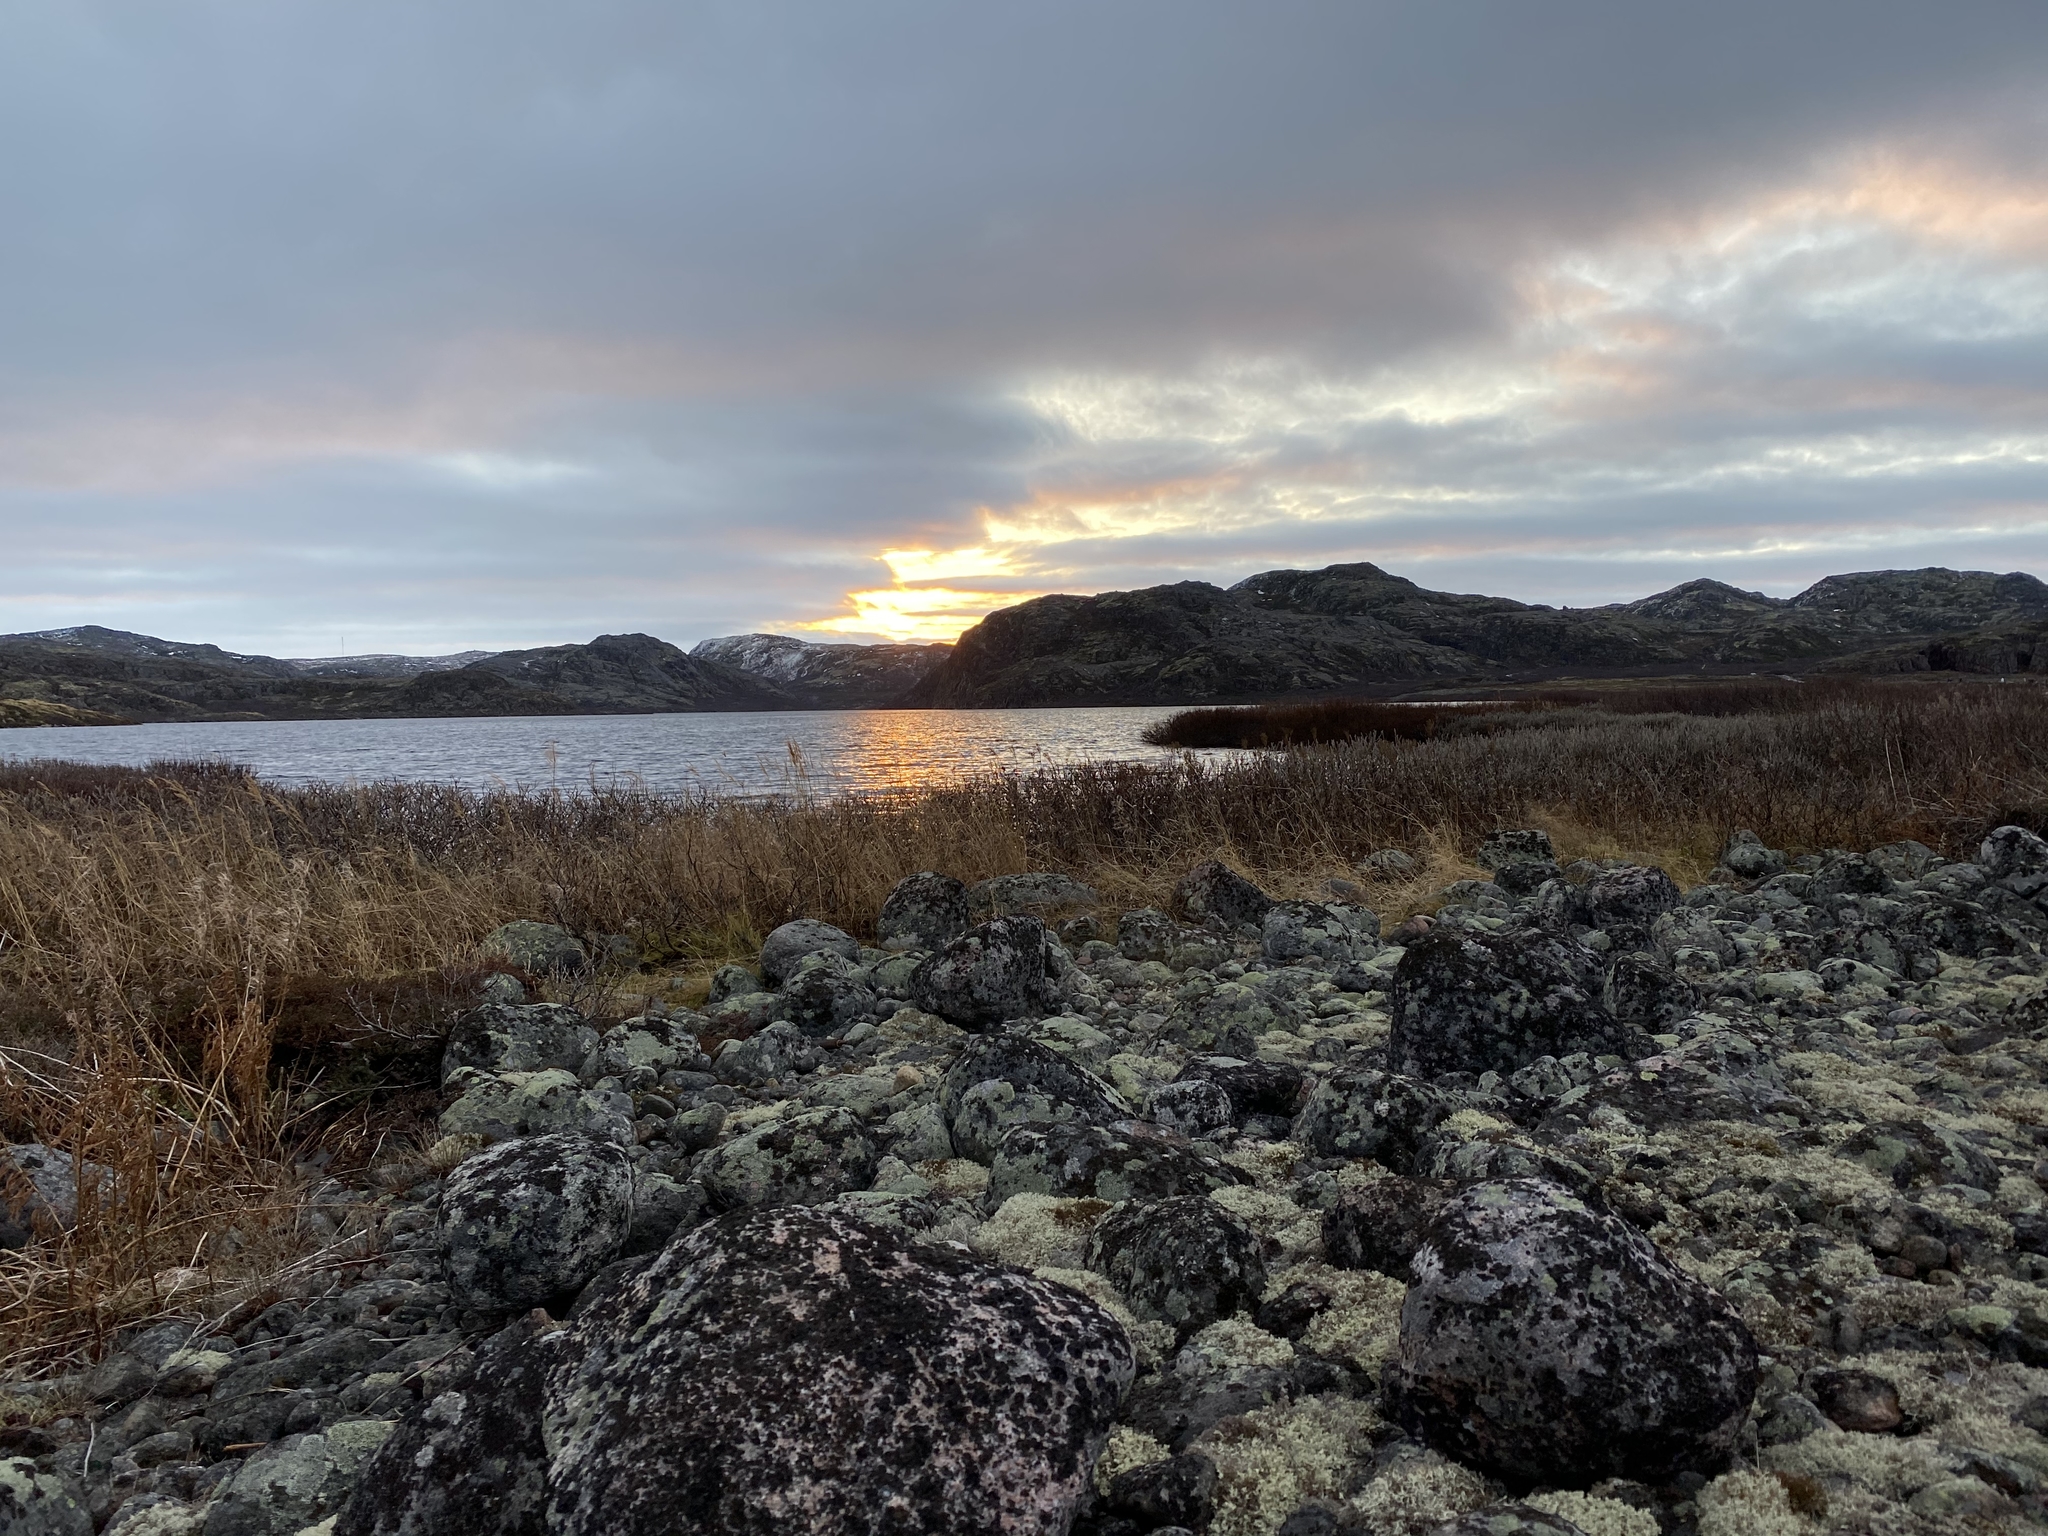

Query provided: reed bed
[2,682,2046,1370]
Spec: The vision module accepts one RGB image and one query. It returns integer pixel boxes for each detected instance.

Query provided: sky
[4,3,2048,654]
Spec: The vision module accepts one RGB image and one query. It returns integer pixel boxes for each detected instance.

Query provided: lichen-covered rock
[1086,1195,1265,1345]
[1262,901,1377,966]
[1117,906,1179,962]
[624,1170,711,1255]
[940,1033,1130,1162]
[1980,824,2048,881]
[1426,1507,1590,1536]
[1385,1179,1758,1487]
[1292,1068,1462,1171]
[439,1003,599,1086]
[1119,1320,1306,1451]
[775,951,877,1038]
[1566,865,1682,947]
[479,921,589,978]
[968,871,1100,917]
[1477,830,1556,871]
[1389,929,1630,1078]
[0,1458,91,1536]
[436,1132,633,1310]
[1101,1452,1219,1533]
[0,1142,112,1243]
[1145,1078,1236,1138]
[334,1314,565,1536]
[541,1205,1135,1535]
[712,1021,819,1086]
[1323,1176,1460,1281]
[1170,860,1274,932]
[758,918,860,988]
[1721,830,1786,880]
[437,1069,635,1146]
[1600,953,1698,1030]
[908,915,1067,1028]
[1175,1057,1306,1125]
[878,872,970,950]
[697,1106,879,1209]
[985,1121,1249,1210]
[200,1421,396,1536]
[1834,1119,1998,1191]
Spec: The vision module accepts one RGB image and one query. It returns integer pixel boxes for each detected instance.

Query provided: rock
[624,1170,710,1255]
[775,951,877,1038]
[1361,849,1418,877]
[436,1133,633,1311]
[1600,953,1698,1030]
[1721,831,1787,880]
[967,871,1100,917]
[1495,860,1562,898]
[439,1004,599,1085]
[479,922,589,978]
[940,1034,1131,1163]
[1145,1079,1236,1138]
[541,1205,1135,1535]
[1810,1368,1903,1433]
[877,872,970,950]
[1566,865,1682,947]
[1085,1196,1267,1344]
[1293,1069,1462,1171]
[908,915,1066,1028]
[334,1314,563,1536]
[712,1021,819,1086]
[1102,1453,1219,1533]
[1170,860,1273,932]
[705,963,758,1004]
[201,1422,396,1536]
[1388,929,1629,1078]
[0,1457,91,1536]
[437,1068,634,1146]
[1385,1179,1758,1486]
[985,1121,1249,1209]
[1477,830,1557,871]
[1263,901,1377,966]
[1175,1057,1306,1123]
[1834,1120,1998,1191]
[758,918,860,988]
[1323,1176,1460,1280]
[1980,824,2048,881]
[1426,1508,1588,1536]
[0,1142,114,1242]
[1116,907,1179,962]
[585,1020,683,1079]
[697,1106,879,1209]
[1119,1322,1304,1451]
[86,1349,154,1404]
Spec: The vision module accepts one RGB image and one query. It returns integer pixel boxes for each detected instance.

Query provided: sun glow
[794,583,1042,642]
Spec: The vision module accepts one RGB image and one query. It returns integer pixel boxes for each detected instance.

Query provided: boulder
[1720,830,1787,880]
[697,1106,879,1209]
[0,1458,91,1536]
[1384,1179,1758,1486]
[712,1021,818,1086]
[199,1421,396,1536]
[0,1142,112,1245]
[940,1034,1130,1163]
[984,1121,1248,1209]
[1477,830,1556,871]
[1174,1057,1306,1124]
[1293,1069,1462,1172]
[1262,901,1377,966]
[1980,824,2048,882]
[479,921,589,978]
[439,1004,598,1086]
[335,1314,564,1536]
[758,918,860,988]
[775,951,877,1038]
[437,1069,634,1147]
[436,1133,633,1311]
[1322,1176,1460,1281]
[1169,860,1273,932]
[1566,865,1682,947]
[1388,929,1629,1078]
[908,916,1066,1028]
[877,872,970,950]
[1495,860,1562,898]
[1085,1195,1267,1345]
[1144,1079,1236,1138]
[1600,953,1698,1030]
[967,871,1100,917]
[1116,906,1178,962]
[1100,1453,1219,1533]
[541,1206,1135,1535]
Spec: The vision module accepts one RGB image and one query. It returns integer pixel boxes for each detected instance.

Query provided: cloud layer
[3,3,2047,649]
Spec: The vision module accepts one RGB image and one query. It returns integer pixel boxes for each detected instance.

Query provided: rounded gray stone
[437,1133,633,1310]
[759,918,860,988]
[1085,1195,1267,1344]
[877,872,970,950]
[940,1033,1130,1163]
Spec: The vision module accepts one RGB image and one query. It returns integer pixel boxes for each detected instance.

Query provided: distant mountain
[284,650,497,679]
[905,564,2048,706]
[689,633,951,707]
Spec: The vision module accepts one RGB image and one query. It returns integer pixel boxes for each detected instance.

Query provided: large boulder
[1174,1057,1306,1125]
[1293,1069,1462,1172]
[967,871,1100,917]
[1721,830,1787,880]
[1384,1179,1758,1487]
[697,1106,879,1209]
[1565,865,1682,947]
[200,1420,396,1536]
[335,1313,564,1536]
[909,915,1066,1029]
[439,1004,598,1085]
[437,1069,634,1147]
[1261,901,1377,966]
[940,1034,1130,1163]
[984,1121,1248,1209]
[877,872,970,950]
[775,951,877,1038]
[1170,860,1273,932]
[1476,830,1556,871]
[541,1206,1136,1535]
[1388,929,1630,1078]
[1322,1176,1460,1281]
[1144,1078,1236,1138]
[480,921,589,978]
[0,1458,91,1536]
[1085,1195,1267,1345]
[758,918,860,988]
[436,1133,633,1311]
[1980,824,2048,882]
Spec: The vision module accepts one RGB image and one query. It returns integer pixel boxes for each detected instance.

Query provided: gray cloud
[2,2,2047,650]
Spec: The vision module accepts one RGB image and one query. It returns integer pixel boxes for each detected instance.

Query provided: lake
[0,708,1220,796]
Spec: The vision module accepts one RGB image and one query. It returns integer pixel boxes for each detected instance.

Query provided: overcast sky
[4,2,2048,653]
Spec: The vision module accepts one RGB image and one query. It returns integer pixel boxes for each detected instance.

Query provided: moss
[972,1193,1111,1270]
[1346,1450,1499,1536]
[1210,1185,1323,1266]
[1763,1425,1957,1503]
[1270,1264,1407,1374]
[1092,1423,1170,1496]
[1525,1490,1661,1536]
[1183,1317,1298,1372]
[1695,1470,1807,1536]
[1197,1395,1383,1536]
[1222,1140,1310,1190]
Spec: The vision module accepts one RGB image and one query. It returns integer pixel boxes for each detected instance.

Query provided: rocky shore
[9,827,2048,1535]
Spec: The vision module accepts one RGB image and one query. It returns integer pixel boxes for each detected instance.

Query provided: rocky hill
[907,565,2048,706]
[689,633,952,708]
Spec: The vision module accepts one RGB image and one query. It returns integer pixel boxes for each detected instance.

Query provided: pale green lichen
[1260,1263,1408,1374]
[1695,1470,1807,1536]
[1199,1395,1383,1536]
[1181,1317,1298,1372]
[1525,1490,1662,1536]
[1210,1185,1323,1265]
[1345,1449,1499,1536]
[1093,1423,1171,1496]
[1763,1425,1957,1503]
[972,1193,1111,1270]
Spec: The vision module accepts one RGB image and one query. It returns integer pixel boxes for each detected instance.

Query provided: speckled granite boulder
[775,951,877,1038]
[712,1021,818,1086]
[1721,829,1786,879]
[335,1313,565,1536]
[1174,1056,1305,1124]
[437,1068,634,1146]
[1565,864,1682,947]
[200,1420,396,1536]
[1981,823,2048,881]
[984,1120,1248,1210]
[1116,906,1178,961]
[437,1133,633,1310]
[541,1205,1135,1535]
[697,1106,879,1209]
[1385,1179,1758,1486]
[479,921,589,978]
[908,915,1066,1028]
[1085,1195,1266,1344]
[1262,901,1377,966]
[1478,830,1556,871]
[758,918,860,988]
[1170,860,1273,932]
[940,1033,1130,1162]
[0,1458,91,1536]
[1292,1068,1462,1171]
[1389,929,1630,1078]
[968,871,1100,917]
[1323,1176,1460,1281]
[1145,1078,1236,1137]
[878,872,970,950]
[1600,952,1698,1030]
[439,1003,599,1085]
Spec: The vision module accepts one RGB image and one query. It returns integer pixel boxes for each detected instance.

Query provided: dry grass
[1,681,2046,1372]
